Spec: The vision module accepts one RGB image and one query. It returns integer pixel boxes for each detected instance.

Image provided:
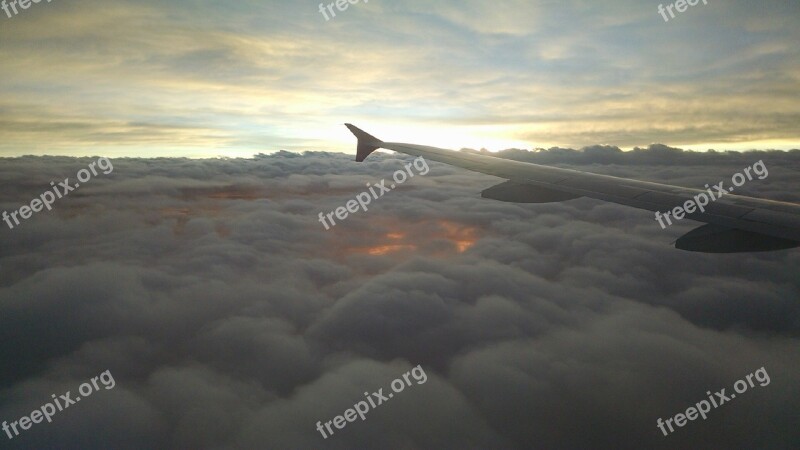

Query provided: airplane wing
[346,124,800,253]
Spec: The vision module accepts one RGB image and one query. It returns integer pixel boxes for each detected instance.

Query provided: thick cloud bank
[0,147,798,449]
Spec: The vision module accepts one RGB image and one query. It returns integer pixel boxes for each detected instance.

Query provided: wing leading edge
[345,124,800,253]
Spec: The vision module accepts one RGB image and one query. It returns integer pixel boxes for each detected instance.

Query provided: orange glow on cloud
[155,203,226,236]
[366,244,417,255]
[352,221,479,256]
[437,220,478,252]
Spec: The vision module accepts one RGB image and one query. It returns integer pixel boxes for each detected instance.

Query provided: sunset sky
[1,0,799,157]
[2,3,800,448]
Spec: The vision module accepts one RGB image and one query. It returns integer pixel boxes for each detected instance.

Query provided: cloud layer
[0,149,798,448]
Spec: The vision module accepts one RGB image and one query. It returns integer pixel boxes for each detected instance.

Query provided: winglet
[345,123,383,162]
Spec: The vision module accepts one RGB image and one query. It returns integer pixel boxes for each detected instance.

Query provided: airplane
[346,124,800,253]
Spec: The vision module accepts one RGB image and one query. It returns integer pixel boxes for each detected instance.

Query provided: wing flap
[676,224,800,253]
[482,180,582,203]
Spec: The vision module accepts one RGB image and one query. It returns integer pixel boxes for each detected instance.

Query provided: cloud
[0,149,798,448]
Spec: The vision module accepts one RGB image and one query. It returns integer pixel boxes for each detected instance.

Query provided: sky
[1,0,799,157]
[1,1,800,449]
